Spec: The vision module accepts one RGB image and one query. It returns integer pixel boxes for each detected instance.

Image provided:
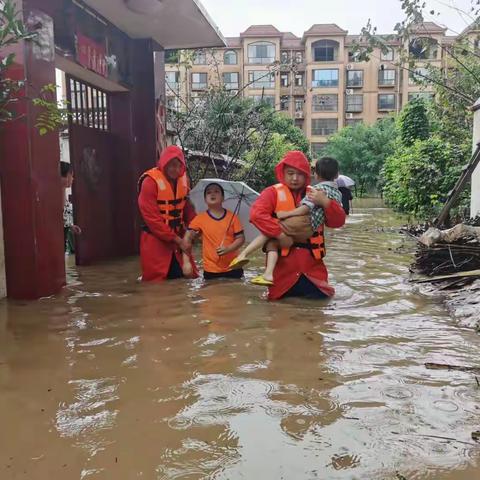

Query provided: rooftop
[410,22,447,34]
[240,25,282,37]
[303,24,348,38]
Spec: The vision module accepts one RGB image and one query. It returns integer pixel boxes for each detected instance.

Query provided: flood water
[1,200,479,479]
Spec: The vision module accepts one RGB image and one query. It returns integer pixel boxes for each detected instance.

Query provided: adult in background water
[138,146,198,281]
[250,151,346,300]
[60,161,82,253]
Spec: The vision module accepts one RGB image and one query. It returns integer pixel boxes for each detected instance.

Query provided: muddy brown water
[1,200,479,480]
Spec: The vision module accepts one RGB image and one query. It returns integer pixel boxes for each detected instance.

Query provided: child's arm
[277,204,310,220]
[217,233,245,256]
[306,187,331,208]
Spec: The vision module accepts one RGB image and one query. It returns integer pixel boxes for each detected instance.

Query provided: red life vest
[138,168,189,233]
[273,183,325,260]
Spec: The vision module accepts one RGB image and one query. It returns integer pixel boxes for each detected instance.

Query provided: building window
[346,70,363,87]
[281,51,290,64]
[409,38,438,60]
[311,118,338,136]
[311,142,327,157]
[193,50,207,65]
[378,93,396,111]
[345,118,363,127]
[165,71,180,91]
[312,69,339,88]
[280,73,289,87]
[312,39,339,62]
[251,95,275,107]
[408,92,434,102]
[191,72,208,90]
[248,70,275,89]
[280,95,289,110]
[380,48,394,61]
[165,49,179,64]
[295,98,304,112]
[294,51,303,63]
[224,50,238,65]
[294,73,304,87]
[312,94,338,112]
[409,67,429,85]
[378,69,396,86]
[295,119,304,129]
[223,72,239,90]
[345,94,363,113]
[248,41,276,64]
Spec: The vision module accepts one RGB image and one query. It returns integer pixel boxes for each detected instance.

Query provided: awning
[81,0,226,49]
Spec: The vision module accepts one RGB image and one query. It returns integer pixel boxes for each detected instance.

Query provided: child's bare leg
[263,250,278,282]
[261,238,280,282]
[181,252,193,277]
[237,233,269,260]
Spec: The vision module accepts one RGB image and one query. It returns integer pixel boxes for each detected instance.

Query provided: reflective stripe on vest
[273,183,325,260]
[138,168,189,233]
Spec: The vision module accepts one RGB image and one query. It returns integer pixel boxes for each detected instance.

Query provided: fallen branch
[420,224,480,247]
[411,269,480,283]
[425,362,480,374]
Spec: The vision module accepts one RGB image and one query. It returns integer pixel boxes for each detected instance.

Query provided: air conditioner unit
[346,89,354,95]
[346,64,353,70]
[346,113,354,119]
[294,112,303,118]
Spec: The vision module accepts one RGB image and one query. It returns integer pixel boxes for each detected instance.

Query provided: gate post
[0,2,65,299]
[472,98,480,217]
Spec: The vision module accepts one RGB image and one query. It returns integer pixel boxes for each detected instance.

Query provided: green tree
[268,114,310,157]
[323,119,398,196]
[1,0,36,125]
[1,0,69,132]
[399,99,430,146]
[242,131,295,191]
[383,137,465,219]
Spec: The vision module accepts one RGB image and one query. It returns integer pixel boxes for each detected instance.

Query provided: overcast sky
[201,0,476,37]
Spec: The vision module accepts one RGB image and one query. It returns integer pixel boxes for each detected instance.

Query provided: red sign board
[76,32,107,77]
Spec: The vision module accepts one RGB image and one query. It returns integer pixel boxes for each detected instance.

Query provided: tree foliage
[1,0,69,133]
[169,84,310,188]
[383,137,466,219]
[399,99,430,146]
[322,119,397,196]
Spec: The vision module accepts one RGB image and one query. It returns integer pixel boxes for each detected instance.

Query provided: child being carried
[230,157,343,286]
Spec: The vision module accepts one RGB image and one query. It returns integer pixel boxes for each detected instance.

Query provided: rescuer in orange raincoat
[138,146,198,281]
[249,150,346,300]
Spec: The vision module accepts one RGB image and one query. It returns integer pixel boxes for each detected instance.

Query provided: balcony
[378,79,396,88]
[191,82,208,91]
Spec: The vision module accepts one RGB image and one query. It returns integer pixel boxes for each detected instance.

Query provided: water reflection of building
[0,0,225,299]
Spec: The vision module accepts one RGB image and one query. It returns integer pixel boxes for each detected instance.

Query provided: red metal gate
[66,76,119,265]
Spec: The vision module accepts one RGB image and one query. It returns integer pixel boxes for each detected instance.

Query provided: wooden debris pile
[411,223,480,282]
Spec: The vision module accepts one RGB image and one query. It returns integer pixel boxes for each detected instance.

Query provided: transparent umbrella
[189,178,260,243]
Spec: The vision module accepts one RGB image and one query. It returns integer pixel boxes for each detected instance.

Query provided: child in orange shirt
[185,183,246,279]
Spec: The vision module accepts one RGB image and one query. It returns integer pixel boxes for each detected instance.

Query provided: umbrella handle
[219,186,244,247]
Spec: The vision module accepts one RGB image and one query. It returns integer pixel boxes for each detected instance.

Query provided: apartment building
[165,22,476,156]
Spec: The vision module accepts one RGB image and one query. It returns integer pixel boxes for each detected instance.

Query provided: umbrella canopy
[189,178,260,242]
[337,174,355,188]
